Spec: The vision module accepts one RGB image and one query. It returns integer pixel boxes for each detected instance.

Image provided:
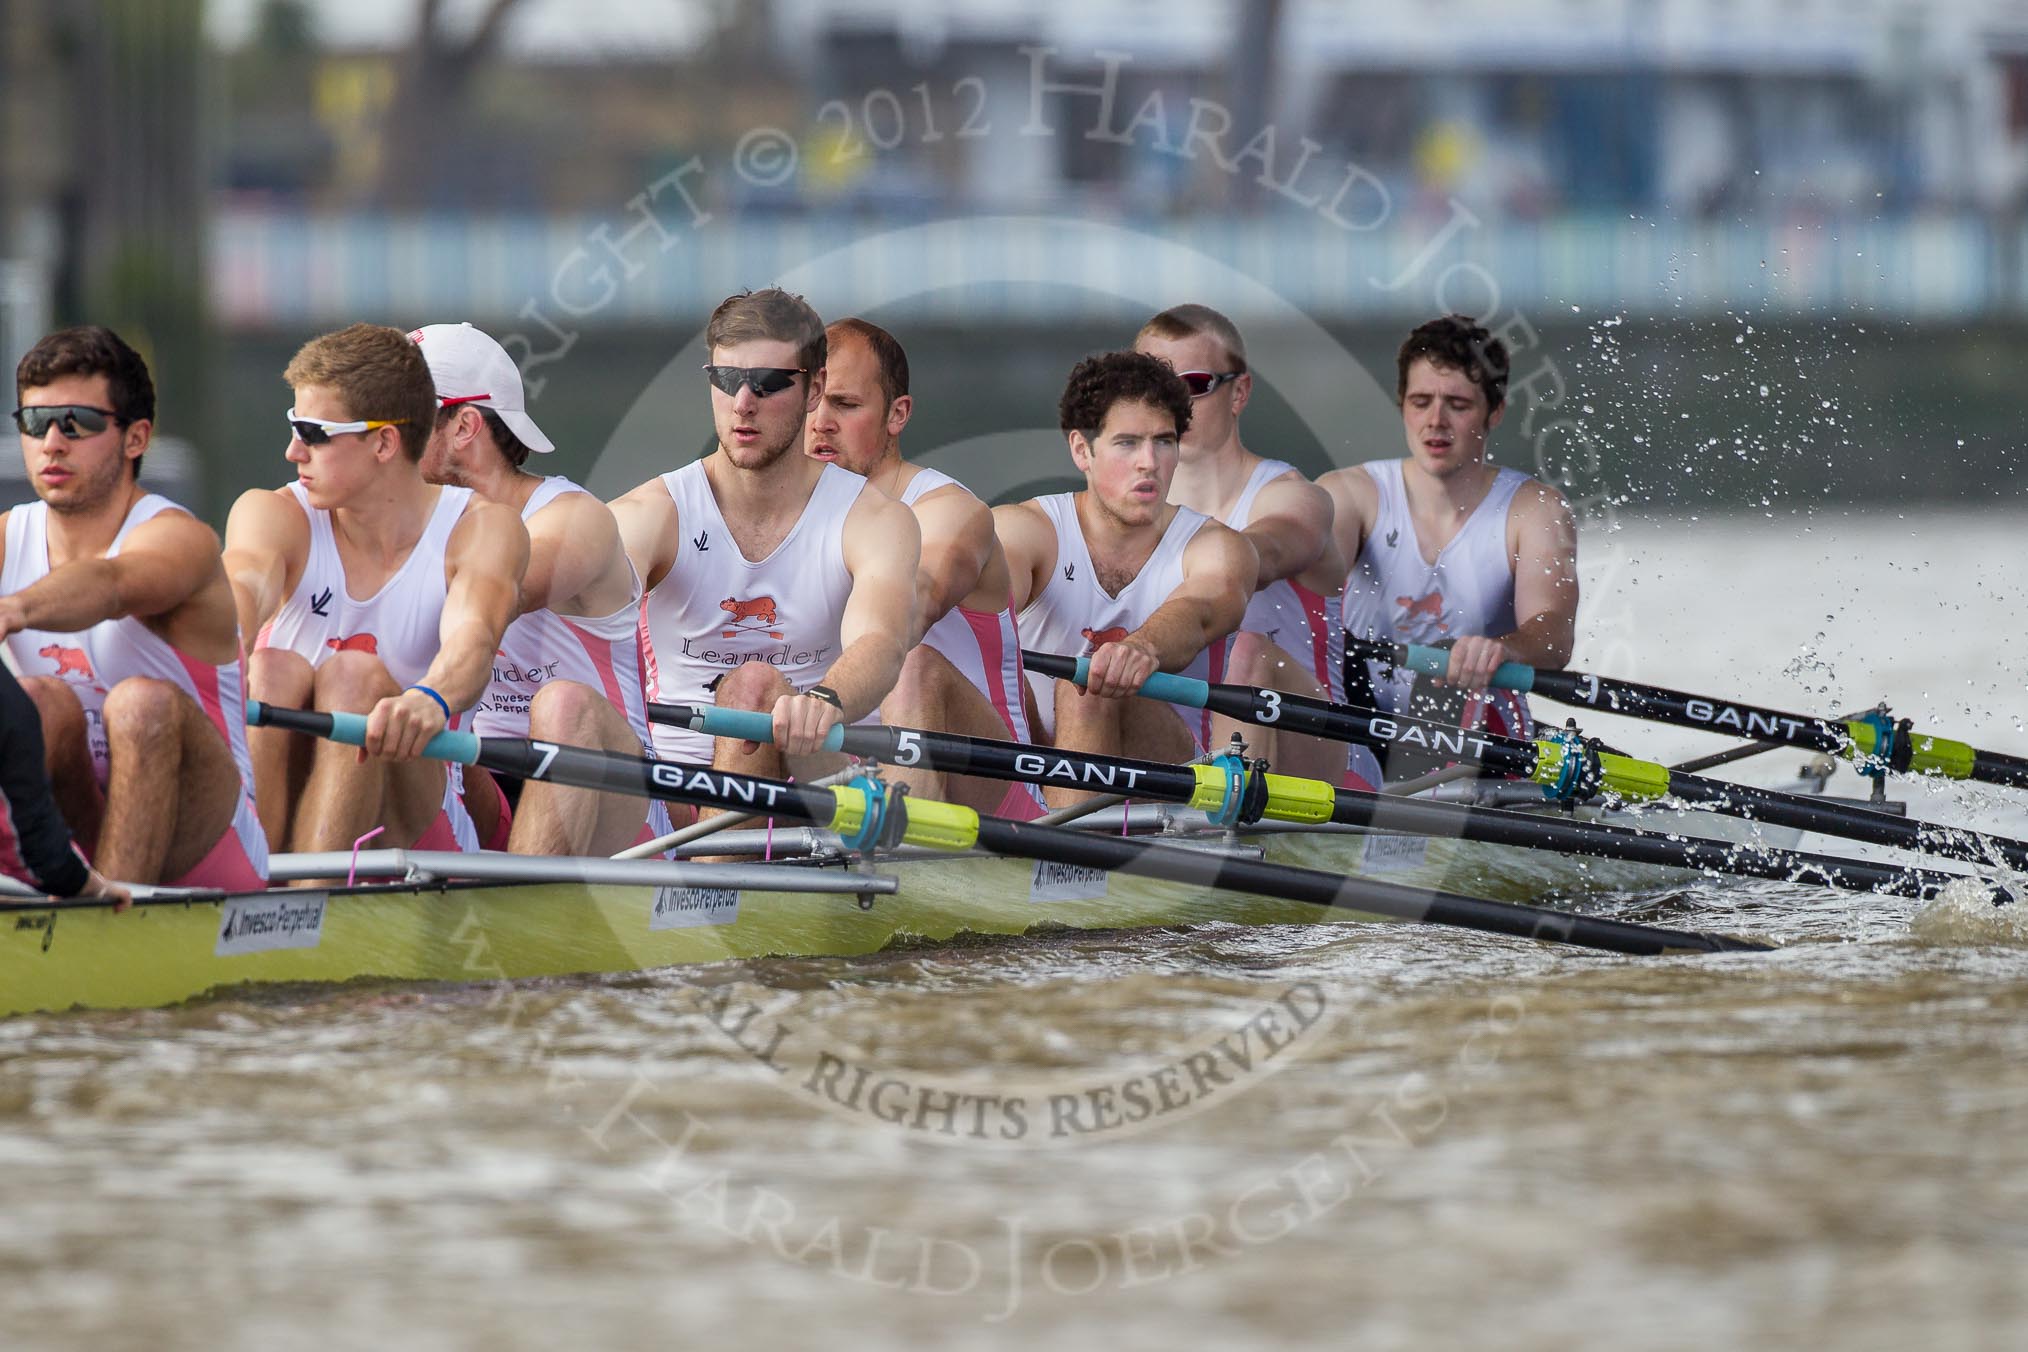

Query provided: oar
[246,701,1767,956]
[1021,650,2028,872]
[1346,635,2028,791]
[651,703,1994,905]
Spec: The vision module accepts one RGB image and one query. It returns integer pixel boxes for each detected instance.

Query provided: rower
[804,318,1043,818]
[412,321,680,853]
[613,289,918,783]
[225,322,529,855]
[1319,313,1578,776]
[996,352,1256,807]
[1133,303,1369,788]
[0,326,267,889]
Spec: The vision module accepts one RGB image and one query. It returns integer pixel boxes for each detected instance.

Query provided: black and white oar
[651,703,1997,905]
[247,701,1769,956]
[1347,635,2028,791]
[1021,650,2028,872]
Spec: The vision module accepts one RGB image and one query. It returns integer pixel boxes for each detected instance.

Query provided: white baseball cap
[408,322,555,454]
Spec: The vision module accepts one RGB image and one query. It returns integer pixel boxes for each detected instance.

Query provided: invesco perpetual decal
[215,892,328,956]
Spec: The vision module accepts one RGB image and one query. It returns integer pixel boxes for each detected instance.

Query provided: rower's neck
[1402,457,1499,519]
[1073,490,1173,565]
[1168,435,1257,519]
[862,449,918,501]
[464,458,546,516]
[43,478,147,566]
[330,466,441,561]
[705,445,824,519]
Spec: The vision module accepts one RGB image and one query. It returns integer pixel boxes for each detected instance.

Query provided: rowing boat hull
[0,794,1807,1018]
[2,852,1352,1019]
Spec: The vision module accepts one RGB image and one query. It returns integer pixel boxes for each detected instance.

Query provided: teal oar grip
[245,699,481,765]
[690,704,847,753]
[1400,642,1536,693]
[1023,649,1214,710]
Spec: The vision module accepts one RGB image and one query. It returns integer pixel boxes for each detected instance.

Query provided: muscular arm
[823,490,921,721]
[1502,482,1579,669]
[991,501,1056,614]
[0,510,226,643]
[609,480,680,594]
[523,492,624,616]
[421,500,530,713]
[908,488,994,644]
[1441,482,1579,690]
[1239,475,1336,590]
[223,488,309,644]
[1317,467,1378,577]
[1088,521,1258,698]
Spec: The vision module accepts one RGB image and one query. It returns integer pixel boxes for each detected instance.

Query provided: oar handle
[685,704,847,753]
[245,700,481,765]
[1366,639,1536,694]
[1019,650,1212,709]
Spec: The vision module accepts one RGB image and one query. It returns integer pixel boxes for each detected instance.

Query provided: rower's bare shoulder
[911,482,992,544]
[1510,477,1578,533]
[534,486,621,546]
[1252,471,1333,525]
[1317,463,1380,518]
[224,485,310,554]
[1187,515,1259,583]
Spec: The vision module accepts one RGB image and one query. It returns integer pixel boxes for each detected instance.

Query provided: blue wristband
[404,684,451,721]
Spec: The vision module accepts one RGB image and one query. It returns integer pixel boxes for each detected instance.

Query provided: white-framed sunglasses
[286,407,409,446]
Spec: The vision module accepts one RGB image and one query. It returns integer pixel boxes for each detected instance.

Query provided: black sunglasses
[1178,370,1243,398]
[13,404,117,438]
[703,365,807,398]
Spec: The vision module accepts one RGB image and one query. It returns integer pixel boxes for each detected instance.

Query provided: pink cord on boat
[347,826,385,887]
[1122,801,1131,835]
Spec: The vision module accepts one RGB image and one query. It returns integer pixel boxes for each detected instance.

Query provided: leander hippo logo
[1078,625,1129,655]
[719,595,783,640]
[1393,590,1450,641]
[38,644,94,681]
[325,633,380,654]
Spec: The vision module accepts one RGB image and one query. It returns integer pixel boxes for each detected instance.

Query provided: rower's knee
[101,677,185,751]
[312,650,399,712]
[18,674,84,733]
[883,645,958,719]
[712,661,792,713]
[247,646,314,704]
[1228,631,1306,693]
[527,679,617,744]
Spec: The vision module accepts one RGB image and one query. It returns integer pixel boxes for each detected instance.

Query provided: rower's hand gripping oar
[247,700,1767,956]
[1346,634,2028,792]
[652,702,2001,906]
[1021,650,2028,872]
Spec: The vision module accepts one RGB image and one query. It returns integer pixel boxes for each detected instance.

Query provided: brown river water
[5,507,2028,1350]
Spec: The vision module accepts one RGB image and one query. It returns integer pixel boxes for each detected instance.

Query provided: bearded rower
[996,352,1256,809]
[613,289,918,783]
[413,322,678,853]
[1133,303,1369,788]
[804,318,1042,819]
[0,326,267,890]
[1320,314,1578,777]
[225,323,529,855]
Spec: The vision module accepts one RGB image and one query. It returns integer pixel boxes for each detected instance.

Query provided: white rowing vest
[472,476,653,753]
[1227,458,1345,703]
[641,460,861,764]
[256,482,480,845]
[1017,494,1228,750]
[1,494,268,874]
[1342,460,1532,737]
[897,468,1034,745]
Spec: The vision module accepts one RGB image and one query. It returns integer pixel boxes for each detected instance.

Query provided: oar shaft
[967,817,1762,955]
[259,701,1762,956]
[1350,635,2028,791]
[1022,650,2028,867]
[652,701,1981,902]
